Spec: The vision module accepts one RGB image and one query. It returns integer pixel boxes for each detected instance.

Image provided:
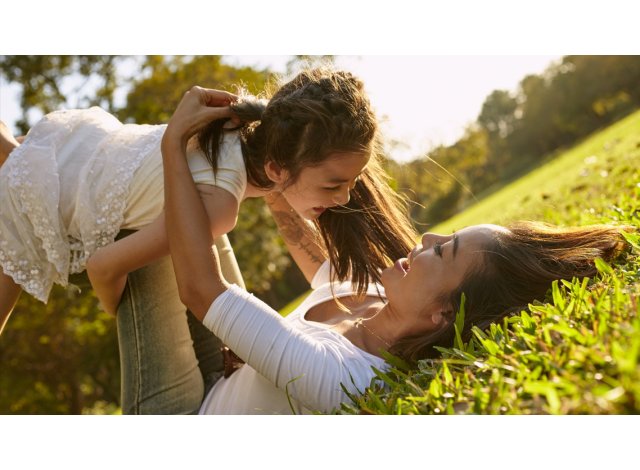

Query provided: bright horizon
[0,55,561,162]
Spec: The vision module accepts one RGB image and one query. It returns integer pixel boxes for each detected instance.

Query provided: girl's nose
[333,187,350,206]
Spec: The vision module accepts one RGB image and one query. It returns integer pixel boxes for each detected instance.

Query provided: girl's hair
[315,153,418,295]
[391,222,632,362]
[197,67,418,295]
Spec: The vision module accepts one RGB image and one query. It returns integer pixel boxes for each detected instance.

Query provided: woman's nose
[421,232,448,247]
[421,233,436,247]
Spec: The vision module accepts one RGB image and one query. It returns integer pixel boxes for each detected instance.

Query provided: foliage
[434,109,640,233]
[0,275,119,414]
[119,55,271,123]
[387,126,491,230]
[387,55,640,226]
[337,109,640,415]
[0,55,127,134]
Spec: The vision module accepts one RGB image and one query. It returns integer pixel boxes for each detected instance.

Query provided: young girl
[0,67,417,332]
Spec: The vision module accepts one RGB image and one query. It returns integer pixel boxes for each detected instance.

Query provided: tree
[478,89,518,138]
[0,276,119,414]
[477,90,518,178]
[0,55,304,414]
[0,55,128,134]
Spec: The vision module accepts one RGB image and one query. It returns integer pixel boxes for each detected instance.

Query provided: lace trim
[0,114,72,300]
[71,124,165,274]
[0,109,165,302]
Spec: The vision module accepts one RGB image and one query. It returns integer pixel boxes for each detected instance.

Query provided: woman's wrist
[161,128,189,160]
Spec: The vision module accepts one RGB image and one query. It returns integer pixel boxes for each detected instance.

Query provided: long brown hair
[391,222,633,362]
[197,67,418,295]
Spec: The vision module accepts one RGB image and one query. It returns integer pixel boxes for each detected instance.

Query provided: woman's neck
[354,303,403,351]
[327,299,401,358]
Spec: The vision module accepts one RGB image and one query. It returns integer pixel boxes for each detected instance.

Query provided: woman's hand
[163,86,238,150]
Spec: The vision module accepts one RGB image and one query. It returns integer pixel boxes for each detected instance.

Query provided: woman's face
[275,152,369,220]
[381,224,506,326]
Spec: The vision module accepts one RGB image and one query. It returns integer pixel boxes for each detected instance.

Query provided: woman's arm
[160,88,379,412]
[265,192,326,284]
[204,285,379,413]
[161,86,238,320]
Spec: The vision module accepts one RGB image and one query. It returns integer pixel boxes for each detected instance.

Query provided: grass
[334,109,640,414]
[432,109,640,234]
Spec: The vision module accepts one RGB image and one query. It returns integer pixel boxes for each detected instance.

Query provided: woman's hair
[391,222,632,362]
[197,67,418,295]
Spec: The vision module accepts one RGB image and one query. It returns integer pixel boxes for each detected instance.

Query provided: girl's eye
[323,186,340,191]
[434,243,443,257]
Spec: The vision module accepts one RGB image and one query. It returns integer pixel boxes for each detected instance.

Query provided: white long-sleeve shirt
[199,262,388,414]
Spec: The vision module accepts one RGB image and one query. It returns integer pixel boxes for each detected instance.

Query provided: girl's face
[275,152,370,220]
[381,225,505,328]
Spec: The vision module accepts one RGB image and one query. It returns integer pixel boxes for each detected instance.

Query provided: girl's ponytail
[197,94,267,178]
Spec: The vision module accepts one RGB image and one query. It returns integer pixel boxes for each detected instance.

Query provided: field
[335,110,640,414]
[431,109,640,234]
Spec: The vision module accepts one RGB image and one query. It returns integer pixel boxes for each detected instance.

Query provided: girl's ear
[264,160,289,185]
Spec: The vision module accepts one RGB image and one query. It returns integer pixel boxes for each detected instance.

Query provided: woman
[153,87,631,414]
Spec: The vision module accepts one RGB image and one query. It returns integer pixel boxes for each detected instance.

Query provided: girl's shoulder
[186,131,246,202]
[218,131,243,161]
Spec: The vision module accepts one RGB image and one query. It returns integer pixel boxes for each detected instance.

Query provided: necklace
[354,317,392,348]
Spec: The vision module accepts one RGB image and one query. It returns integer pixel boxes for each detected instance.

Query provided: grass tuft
[336,109,640,415]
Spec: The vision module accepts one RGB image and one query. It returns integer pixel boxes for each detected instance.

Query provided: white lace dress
[0,107,245,303]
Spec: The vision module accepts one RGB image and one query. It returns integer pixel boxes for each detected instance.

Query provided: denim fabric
[116,233,244,414]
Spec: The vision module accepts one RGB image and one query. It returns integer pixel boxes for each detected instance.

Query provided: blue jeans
[116,234,244,414]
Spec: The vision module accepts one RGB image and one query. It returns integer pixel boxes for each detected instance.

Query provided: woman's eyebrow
[452,233,459,258]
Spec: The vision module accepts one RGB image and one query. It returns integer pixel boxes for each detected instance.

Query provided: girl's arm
[86,184,239,315]
[264,192,326,284]
[161,86,238,320]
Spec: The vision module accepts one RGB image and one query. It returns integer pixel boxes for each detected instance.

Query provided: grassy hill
[335,109,640,414]
[431,109,640,234]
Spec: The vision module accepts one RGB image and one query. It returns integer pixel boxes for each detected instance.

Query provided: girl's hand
[163,86,238,149]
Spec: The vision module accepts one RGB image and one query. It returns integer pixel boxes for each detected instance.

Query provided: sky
[0,55,561,162]
[0,0,633,164]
